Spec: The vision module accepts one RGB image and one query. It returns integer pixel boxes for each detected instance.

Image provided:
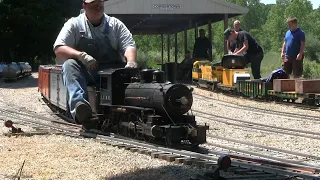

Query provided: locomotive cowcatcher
[38,65,209,147]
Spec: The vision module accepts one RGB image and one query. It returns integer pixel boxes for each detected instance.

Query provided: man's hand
[125,61,137,68]
[281,52,285,59]
[78,52,97,71]
[297,53,303,60]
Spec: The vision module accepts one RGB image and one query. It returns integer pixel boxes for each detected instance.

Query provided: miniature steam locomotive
[38,65,209,147]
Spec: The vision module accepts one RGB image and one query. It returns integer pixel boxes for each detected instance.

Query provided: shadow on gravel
[0,75,38,89]
[105,165,206,180]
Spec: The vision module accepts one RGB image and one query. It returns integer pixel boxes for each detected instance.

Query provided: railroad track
[191,110,320,169]
[205,135,320,167]
[1,102,320,179]
[192,92,320,122]
[193,110,320,140]
[190,85,320,112]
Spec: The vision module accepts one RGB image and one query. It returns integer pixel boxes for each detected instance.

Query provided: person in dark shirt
[227,20,243,53]
[281,17,305,78]
[180,50,193,65]
[193,29,212,60]
[224,28,264,79]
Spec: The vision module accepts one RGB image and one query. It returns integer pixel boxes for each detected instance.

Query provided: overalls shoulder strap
[74,14,115,49]
[75,15,86,36]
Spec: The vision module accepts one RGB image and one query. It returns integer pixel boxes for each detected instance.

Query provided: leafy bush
[303,60,320,78]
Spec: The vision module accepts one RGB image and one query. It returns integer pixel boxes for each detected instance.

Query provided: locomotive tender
[38,65,209,147]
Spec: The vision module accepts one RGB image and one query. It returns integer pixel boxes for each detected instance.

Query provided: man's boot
[75,101,93,123]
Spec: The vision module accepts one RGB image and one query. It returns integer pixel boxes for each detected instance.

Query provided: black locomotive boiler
[97,68,209,147]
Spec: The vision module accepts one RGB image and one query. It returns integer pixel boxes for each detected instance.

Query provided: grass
[248,51,283,78]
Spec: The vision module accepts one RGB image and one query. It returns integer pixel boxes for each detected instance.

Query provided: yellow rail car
[192,55,251,91]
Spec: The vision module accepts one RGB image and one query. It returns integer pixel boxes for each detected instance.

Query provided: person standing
[281,17,305,78]
[193,29,212,60]
[227,20,243,53]
[224,28,264,79]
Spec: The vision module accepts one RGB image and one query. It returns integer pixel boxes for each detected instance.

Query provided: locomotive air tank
[18,62,32,76]
[124,69,193,117]
[2,63,20,81]
[0,63,6,78]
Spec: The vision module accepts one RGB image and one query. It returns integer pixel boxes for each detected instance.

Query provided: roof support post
[174,33,178,83]
[167,34,170,62]
[161,34,164,65]
[184,29,187,54]
[208,20,212,61]
[224,14,228,55]
[195,22,198,40]
[175,33,178,64]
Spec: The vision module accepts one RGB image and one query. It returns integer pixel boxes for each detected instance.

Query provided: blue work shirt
[284,28,305,57]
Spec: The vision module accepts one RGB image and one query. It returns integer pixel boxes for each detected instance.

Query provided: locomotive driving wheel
[131,113,154,142]
[117,114,128,136]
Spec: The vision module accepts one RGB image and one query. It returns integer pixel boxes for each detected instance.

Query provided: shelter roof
[104,0,248,34]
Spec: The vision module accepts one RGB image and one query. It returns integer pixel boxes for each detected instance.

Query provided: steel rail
[1,101,320,179]
[205,142,320,172]
[1,103,320,163]
[5,110,317,170]
[3,113,319,179]
[192,92,320,121]
[207,134,320,160]
[193,110,320,140]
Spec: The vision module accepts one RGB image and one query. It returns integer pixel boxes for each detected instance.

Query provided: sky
[260,0,319,9]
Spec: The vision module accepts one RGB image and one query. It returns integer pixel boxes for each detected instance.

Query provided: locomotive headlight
[177,96,188,105]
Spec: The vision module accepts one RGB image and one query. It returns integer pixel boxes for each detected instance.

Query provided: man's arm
[281,41,286,59]
[226,40,230,51]
[298,32,306,57]
[299,41,305,54]
[234,40,248,54]
[234,33,248,55]
[53,18,81,61]
[116,20,136,62]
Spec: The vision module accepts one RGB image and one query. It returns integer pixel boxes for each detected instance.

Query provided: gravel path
[0,74,205,180]
[190,87,320,162]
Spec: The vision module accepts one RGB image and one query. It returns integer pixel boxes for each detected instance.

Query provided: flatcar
[191,54,320,107]
[38,65,209,147]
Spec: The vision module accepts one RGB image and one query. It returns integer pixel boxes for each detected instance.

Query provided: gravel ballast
[1,73,320,179]
[191,87,320,159]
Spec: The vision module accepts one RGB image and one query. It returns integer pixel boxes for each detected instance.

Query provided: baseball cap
[224,28,234,40]
[83,0,95,3]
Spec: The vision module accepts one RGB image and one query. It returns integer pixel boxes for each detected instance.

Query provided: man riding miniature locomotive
[53,0,137,130]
